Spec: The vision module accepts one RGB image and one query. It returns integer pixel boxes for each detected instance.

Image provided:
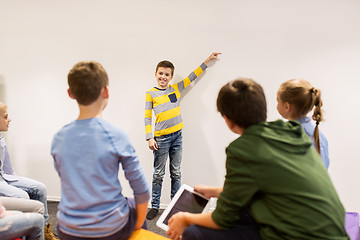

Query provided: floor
[47,201,168,238]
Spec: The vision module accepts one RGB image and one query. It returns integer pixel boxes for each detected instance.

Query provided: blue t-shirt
[51,118,150,238]
[297,117,330,169]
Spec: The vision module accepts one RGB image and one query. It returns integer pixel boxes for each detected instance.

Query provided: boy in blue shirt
[51,61,150,240]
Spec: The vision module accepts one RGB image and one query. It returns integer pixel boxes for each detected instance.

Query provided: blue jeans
[183,208,262,240]
[0,210,44,240]
[0,176,49,224]
[58,198,147,240]
[151,130,182,209]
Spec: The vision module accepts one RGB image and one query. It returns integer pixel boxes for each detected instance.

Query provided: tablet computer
[156,184,212,231]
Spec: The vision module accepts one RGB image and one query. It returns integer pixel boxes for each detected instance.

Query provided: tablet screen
[162,188,209,225]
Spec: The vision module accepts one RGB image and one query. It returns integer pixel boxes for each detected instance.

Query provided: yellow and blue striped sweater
[145,63,207,140]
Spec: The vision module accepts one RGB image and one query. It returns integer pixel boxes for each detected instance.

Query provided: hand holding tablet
[156,184,215,231]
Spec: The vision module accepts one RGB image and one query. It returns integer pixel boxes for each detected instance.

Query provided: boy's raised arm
[204,52,221,66]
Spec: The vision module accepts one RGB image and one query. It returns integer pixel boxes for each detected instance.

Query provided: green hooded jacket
[212,120,349,240]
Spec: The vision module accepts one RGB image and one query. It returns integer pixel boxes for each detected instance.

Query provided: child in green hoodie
[166,78,348,240]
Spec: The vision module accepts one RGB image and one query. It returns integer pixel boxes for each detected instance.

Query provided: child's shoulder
[95,118,131,141]
[55,118,124,136]
[92,118,126,134]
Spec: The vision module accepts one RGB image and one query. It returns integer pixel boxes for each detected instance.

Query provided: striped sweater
[145,63,207,140]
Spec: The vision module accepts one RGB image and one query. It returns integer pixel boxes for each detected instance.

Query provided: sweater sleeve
[145,91,153,140]
[176,63,207,93]
[211,146,259,229]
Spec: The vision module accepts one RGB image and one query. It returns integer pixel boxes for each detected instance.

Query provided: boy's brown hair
[217,78,267,128]
[156,60,175,76]
[68,61,108,105]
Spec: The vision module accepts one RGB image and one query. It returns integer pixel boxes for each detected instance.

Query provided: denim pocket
[168,93,177,103]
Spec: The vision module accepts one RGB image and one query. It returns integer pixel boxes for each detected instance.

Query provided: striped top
[145,63,207,140]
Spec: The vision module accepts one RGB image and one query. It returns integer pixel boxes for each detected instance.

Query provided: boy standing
[0,102,57,240]
[167,78,349,240]
[145,52,221,219]
[51,61,150,240]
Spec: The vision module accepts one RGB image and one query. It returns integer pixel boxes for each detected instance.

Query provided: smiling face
[155,67,173,89]
[0,104,11,132]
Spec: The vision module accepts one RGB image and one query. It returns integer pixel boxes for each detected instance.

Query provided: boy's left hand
[166,212,190,240]
[204,52,221,65]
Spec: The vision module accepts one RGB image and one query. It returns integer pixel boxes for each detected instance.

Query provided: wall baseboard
[47,196,61,202]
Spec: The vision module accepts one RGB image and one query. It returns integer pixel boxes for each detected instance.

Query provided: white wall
[0,0,359,211]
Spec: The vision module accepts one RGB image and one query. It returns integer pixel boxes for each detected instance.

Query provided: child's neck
[77,101,106,120]
[288,114,306,121]
[77,109,102,120]
[157,85,168,89]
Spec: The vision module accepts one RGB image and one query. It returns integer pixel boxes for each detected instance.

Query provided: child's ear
[102,86,109,99]
[67,89,75,99]
[285,102,291,113]
[223,115,245,135]
[223,115,236,131]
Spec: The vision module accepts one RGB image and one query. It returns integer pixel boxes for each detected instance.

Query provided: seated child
[277,78,329,169]
[166,78,349,240]
[51,61,150,240]
[0,199,44,240]
[0,102,57,240]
